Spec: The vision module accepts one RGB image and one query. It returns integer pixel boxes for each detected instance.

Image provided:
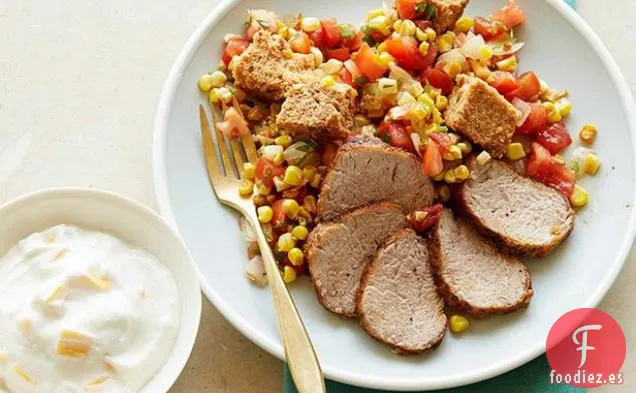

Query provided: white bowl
[0,188,202,393]
[153,0,636,390]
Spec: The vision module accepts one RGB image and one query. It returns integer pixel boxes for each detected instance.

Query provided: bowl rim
[152,0,636,390]
[0,187,202,393]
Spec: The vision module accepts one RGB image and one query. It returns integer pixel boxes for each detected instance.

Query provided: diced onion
[511,97,532,127]
[239,218,257,242]
[435,49,469,72]
[491,41,525,56]
[261,145,284,161]
[246,256,268,286]
[461,34,486,59]
[387,106,410,120]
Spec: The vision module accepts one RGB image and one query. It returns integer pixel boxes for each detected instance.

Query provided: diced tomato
[511,71,541,101]
[386,36,435,71]
[255,158,285,188]
[536,123,573,154]
[308,30,324,49]
[247,242,260,259]
[271,200,286,227]
[343,31,363,50]
[421,68,453,95]
[353,43,387,81]
[378,122,415,152]
[422,141,444,177]
[473,17,508,41]
[415,20,432,31]
[222,38,250,65]
[526,142,576,196]
[493,0,527,29]
[488,71,520,95]
[320,19,342,49]
[338,67,354,86]
[428,132,452,155]
[321,143,339,166]
[516,102,548,135]
[408,204,444,232]
[396,0,420,19]
[289,32,311,54]
[325,47,351,61]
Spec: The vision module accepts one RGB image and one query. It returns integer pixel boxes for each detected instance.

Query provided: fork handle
[249,214,326,393]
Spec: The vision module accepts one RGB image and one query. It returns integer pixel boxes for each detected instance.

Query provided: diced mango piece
[45,283,68,303]
[57,330,94,358]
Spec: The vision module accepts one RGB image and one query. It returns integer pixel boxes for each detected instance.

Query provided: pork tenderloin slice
[317,137,435,222]
[430,209,534,316]
[306,203,408,317]
[358,229,447,353]
[458,159,575,257]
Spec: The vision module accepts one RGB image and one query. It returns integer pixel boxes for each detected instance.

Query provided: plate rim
[152,0,636,390]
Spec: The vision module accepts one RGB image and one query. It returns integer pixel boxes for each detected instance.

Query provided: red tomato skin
[247,242,260,259]
[526,142,575,197]
[338,68,354,86]
[512,71,541,101]
[428,132,452,155]
[308,30,324,49]
[492,0,527,29]
[386,37,433,71]
[422,142,444,177]
[378,122,415,152]
[396,0,419,19]
[343,31,363,50]
[353,43,387,81]
[255,158,285,188]
[321,19,342,49]
[473,17,508,41]
[271,200,287,226]
[325,47,350,61]
[536,123,573,154]
[421,68,453,95]
[408,204,444,232]
[516,102,548,135]
[489,71,520,95]
[222,38,250,65]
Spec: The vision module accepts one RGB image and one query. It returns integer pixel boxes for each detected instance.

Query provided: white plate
[0,188,202,393]
[153,0,636,390]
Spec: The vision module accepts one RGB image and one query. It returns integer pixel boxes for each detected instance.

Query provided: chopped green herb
[438,125,449,133]
[424,4,437,20]
[570,161,581,173]
[382,133,392,144]
[256,19,271,28]
[339,24,356,39]
[362,35,375,46]
[354,76,368,86]
[360,25,373,34]
[415,1,429,14]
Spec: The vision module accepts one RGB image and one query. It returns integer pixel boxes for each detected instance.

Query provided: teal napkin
[285,1,582,392]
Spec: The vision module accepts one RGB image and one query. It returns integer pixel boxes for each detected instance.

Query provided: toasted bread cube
[57,330,94,358]
[445,77,521,158]
[232,30,314,101]
[276,82,355,140]
[429,0,470,33]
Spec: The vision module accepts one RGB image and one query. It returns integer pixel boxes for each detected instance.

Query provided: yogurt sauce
[0,225,181,393]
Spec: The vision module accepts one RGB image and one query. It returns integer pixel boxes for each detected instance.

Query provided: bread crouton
[232,30,314,101]
[429,0,470,33]
[276,82,356,141]
[445,76,521,158]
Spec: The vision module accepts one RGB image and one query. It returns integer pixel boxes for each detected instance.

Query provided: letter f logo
[572,324,602,368]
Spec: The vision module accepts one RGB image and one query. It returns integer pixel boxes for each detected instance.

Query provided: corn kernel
[320,75,337,88]
[418,92,436,108]
[354,114,370,127]
[449,315,470,333]
[238,179,254,197]
[272,151,285,166]
[410,103,429,121]
[392,19,403,32]
[244,162,256,180]
[457,141,472,154]
[476,151,492,165]
[425,27,437,42]
[377,41,388,52]
[288,248,304,266]
[257,206,273,223]
[579,124,597,144]
[556,98,572,118]
[438,185,451,202]
[570,184,589,208]
[444,170,457,184]
[198,74,215,92]
[479,45,493,61]
[368,15,390,33]
[367,8,385,20]
[437,32,455,53]
[583,154,601,175]
[454,165,470,181]
[283,166,304,186]
[303,195,317,213]
[57,330,94,358]
[433,170,446,182]
[310,46,323,67]
[310,173,322,188]
[278,26,290,40]
[283,266,297,283]
[435,95,448,110]
[301,17,321,32]
[455,16,474,33]
[400,20,416,36]
[377,52,394,67]
[418,41,431,57]
[291,225,309,240]
[443,145,462,161]
[253,194,267,206]
[496,56,517,72]
[277,233,296,252]
[208,88,220,104]
[282,199,300,219]
[505,143,526,161]
[302,165,318,181]
[275,135,292,148]
[542,102,561,123]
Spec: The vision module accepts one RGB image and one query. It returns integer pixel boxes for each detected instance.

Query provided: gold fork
[199,104,326,393]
